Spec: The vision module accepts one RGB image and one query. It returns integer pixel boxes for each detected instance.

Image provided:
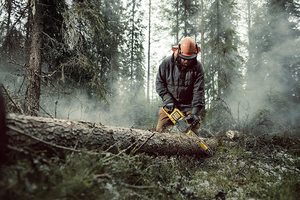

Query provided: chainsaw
[162,105,213,156]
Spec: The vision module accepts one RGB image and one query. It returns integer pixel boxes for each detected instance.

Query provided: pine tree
[204,0,242,103]
[119,0,145,94]
[62,0,124,98]
[162,0,199,43]
[0,0,28,63]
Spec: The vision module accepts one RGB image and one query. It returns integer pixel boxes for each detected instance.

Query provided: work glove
[191,107,201,116]
[163,95,175,112]
[185,114,199,124]
[164,102,175,112]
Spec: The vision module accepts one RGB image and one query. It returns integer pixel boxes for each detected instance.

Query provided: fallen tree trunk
[6,114,217,157]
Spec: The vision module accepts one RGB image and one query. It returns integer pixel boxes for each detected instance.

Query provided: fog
[226,11,300,131]
[37,83,157,129]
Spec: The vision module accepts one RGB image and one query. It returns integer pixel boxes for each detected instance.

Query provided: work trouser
[155,107,173,132]
[155,107,196,133]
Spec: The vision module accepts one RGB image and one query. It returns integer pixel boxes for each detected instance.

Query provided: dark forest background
[0,0,299,134]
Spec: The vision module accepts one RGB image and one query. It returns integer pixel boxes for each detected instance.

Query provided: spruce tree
[162,0,199,43]
[204,0,242,102]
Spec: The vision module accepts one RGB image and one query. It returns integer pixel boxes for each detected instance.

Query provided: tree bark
[25,0,43,116]
[3,0,12,56]
[147,0,151,102]
[130,0,136,83]
[6,114,216,157]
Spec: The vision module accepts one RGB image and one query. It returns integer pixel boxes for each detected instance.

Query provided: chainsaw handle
[184,114,200,126]
[162,103,175,113]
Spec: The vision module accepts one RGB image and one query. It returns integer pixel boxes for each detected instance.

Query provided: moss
[1,135,299,200]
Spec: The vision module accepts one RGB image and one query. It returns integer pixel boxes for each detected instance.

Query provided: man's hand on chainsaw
[164,102,175,112]
[185,114,199,125]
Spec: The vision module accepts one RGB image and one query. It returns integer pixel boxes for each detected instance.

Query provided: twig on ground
[130,132,156,155]
[104,140,122,152]
[120,182,155,189]
[103,140,140,163]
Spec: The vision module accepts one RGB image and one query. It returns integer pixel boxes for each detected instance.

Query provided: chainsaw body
[162,106,213,156]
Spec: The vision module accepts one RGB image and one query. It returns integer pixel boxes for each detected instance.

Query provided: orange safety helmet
[172,37,200,60]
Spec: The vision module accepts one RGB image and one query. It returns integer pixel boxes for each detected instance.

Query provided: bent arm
[192,64,205,116]
[156,62,173,104]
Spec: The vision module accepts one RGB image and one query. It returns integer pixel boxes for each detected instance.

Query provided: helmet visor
[178,53,197,60]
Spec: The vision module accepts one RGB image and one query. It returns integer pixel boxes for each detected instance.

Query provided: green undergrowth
[0,135,299,200]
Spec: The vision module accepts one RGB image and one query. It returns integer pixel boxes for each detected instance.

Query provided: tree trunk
[176,0,179,43]
[3,0,12,56]
[25,0,43,116]
[147,0,151,102]
[6,114,216,157]
[130,0,136,84]
[200,0,205,68]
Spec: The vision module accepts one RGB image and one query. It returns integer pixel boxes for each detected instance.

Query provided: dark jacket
[156,54,205,115]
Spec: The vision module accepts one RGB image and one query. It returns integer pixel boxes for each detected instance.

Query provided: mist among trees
[1,1,300,199]
[0,0,299,133]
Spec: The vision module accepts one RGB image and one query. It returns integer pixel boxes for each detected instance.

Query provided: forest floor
[0,133,299,200]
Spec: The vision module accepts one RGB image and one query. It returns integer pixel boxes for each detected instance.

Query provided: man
[155,37,205,132]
